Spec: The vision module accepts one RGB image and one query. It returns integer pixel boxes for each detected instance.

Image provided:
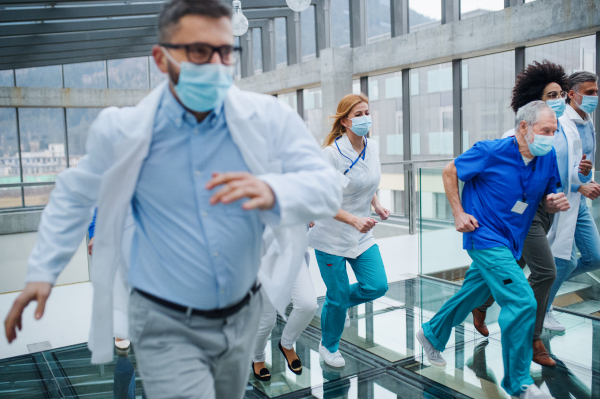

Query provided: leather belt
[135,281,261,319]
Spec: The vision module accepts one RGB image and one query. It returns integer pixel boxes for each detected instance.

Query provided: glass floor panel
[1,277,598,399]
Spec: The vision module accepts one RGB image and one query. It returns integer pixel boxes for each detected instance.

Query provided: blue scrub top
[456,138,561,259]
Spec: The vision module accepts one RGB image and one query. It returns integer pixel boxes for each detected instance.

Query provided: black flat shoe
[252,362,271,382]
[279,341,302,375]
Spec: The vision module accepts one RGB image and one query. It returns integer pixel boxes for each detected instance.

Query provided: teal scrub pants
[422,246,536,397]
[316,244,388,353]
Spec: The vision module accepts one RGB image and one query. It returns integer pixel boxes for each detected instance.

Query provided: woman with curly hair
[470,60,591,367]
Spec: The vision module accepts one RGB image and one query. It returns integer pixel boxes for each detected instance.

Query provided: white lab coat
[25,81,342,364]
[547,105,596,260]
[308,135,380,258]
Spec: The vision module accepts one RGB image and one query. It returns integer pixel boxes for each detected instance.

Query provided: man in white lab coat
[4,1,341,398]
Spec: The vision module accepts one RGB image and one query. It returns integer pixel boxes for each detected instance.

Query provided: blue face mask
[546,98,566,118]
[163,48,233,113]
[575,92,599,114]
[527,128,554,157]
[348,115,372,137]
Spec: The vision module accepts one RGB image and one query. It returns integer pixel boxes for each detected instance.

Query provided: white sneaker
[115,339,131,349]
[543,307,565,332]
[520,384,555,399]
[416,328,446,367]
[319,343,345,367]
[344,313,350,329]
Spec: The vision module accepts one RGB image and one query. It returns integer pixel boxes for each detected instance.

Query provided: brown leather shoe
[471,308,489,337]
[532,339,556,367]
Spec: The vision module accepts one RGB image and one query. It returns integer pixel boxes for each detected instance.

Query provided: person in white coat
[4,1,341,398]
[545,71,600,331]
[308,93,390,368]
[251,248,317,381]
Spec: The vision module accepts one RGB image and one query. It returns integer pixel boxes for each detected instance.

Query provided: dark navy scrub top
[455,137,561,259]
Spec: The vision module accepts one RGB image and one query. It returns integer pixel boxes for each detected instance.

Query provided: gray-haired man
[417,101,569,399]
[545,71,600,332]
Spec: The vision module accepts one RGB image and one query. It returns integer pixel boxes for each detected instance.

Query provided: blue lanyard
[335,136,367,175]
[513,137,534,203]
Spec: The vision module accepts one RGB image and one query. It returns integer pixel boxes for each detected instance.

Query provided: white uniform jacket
[547,105,596,260]
[308,135,380,258]
[25,81,342,364]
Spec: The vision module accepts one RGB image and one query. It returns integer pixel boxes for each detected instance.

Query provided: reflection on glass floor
[1,277,599,399]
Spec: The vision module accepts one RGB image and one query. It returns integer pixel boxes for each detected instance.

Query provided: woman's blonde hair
[322,93,369,148]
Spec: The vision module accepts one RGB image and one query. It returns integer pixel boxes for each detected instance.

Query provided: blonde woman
[308,93,389,367]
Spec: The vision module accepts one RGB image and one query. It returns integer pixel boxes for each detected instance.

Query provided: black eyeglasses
[160,42,242,65]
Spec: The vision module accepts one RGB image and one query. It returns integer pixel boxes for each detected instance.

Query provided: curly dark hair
[511,60,569,113]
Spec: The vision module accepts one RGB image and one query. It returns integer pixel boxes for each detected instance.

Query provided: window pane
[380,165,406,216]
[367,0,391,43]
[461,0,504,20]
[18,108,66,183]
[462,51,515,150]
[0,187,22,208]
[107,57,149,89]
[252,28,263,74]
[275,18,287,68]
[303,87,322,143]
[234,37,241,80]
[15,65,62,88]
[24,185,54,207]
[63,61,106,89]
[0,108,20,180]
[331,0,350,48]
[278,92,297,111]
[301,5,317,60]
[0,108,21,208]
[526,35,596,75]
[409,0,441,32]
[66,108,103,167]
[410,63,453,160]
[0,70,14,87]
[149,57,167,89]
[368,72,404,161]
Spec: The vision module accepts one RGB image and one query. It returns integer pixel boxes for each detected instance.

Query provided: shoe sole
[416,330,446,368]
[543,324,566,332]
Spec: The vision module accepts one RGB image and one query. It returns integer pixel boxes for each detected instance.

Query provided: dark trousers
[477,205,556,340]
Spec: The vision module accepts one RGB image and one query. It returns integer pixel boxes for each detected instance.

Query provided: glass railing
[418,168,471,280]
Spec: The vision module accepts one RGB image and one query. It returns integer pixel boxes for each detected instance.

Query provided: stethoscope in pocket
[335,136,367,175]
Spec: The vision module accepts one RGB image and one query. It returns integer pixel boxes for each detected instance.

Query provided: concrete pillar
[240,30,253,78]
[452,59,463,157]
[391,0,409,37]
[316,0,331,57]
[320,47,353,143]
[296,88,304,119]
[263,20,276,72]
[349,0,367,48]
[286,12,302,65]
[441,0,460,24]
[504,0,524,7]
[515,46,525,79]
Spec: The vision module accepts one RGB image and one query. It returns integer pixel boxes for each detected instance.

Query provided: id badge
[573,139,582,152]
[337,170,350,188]
[511,201,528,214]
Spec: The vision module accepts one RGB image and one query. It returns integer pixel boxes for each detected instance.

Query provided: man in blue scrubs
[417,101,569,399]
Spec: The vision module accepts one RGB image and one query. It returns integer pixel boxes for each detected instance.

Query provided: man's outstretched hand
[5,282,52,343]
[207,172,276,210]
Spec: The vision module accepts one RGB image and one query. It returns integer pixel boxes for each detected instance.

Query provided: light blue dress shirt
[570,120,595,193]
[128,88,272,309]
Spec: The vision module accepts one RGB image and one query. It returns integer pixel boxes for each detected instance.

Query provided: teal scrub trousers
[315,244,388,353]
[422,246,536,397]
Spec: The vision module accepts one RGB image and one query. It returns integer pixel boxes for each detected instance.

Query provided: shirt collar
[337,134,366,156]
[565,103,589,125]
[161,86,223,128]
